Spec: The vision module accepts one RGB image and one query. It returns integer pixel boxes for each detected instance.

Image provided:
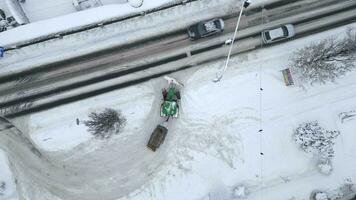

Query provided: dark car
[187,18,224,40]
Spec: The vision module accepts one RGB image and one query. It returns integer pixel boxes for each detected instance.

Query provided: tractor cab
[160,83,181,118]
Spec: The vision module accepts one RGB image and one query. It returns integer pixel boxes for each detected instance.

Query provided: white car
[262,24,295,44]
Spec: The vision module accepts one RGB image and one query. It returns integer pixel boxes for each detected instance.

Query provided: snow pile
[128,0,144,8]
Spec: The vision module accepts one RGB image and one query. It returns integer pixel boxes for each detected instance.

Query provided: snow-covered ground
[1,21,355,200]
[0,150,18,200]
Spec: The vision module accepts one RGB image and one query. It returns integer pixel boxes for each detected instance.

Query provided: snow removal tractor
[147,76,183,152]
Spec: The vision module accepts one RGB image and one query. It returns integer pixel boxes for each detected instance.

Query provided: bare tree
[291,28,356,85]
[84,108,126,139]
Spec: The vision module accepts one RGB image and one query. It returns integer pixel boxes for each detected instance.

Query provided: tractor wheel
[175,91,181,100]
[162,89,167,99]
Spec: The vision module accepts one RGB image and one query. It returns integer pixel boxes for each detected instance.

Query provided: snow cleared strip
[0,0,240,78]
[0,0,187,48]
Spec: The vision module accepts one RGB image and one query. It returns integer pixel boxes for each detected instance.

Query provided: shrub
[294,121,339,175]
[84,108,126,139]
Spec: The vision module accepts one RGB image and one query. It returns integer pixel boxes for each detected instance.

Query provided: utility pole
[214,0,251,82]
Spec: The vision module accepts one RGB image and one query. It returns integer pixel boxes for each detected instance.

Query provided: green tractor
[147,76,182,152]
[160,83,181,118]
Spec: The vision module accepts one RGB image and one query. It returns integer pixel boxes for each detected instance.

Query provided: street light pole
[214,0,250,82]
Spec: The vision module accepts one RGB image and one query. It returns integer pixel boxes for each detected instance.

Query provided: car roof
[269,27,284,39]
[204,21,218,32]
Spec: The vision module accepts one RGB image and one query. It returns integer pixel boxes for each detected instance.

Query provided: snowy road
[1,0,356,118]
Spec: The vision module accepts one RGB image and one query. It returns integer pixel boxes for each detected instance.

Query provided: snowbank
[0,0,175,47]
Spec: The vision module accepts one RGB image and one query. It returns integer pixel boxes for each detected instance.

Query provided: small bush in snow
[314,192,329,200]
[294,121,339,174]
[290,28,356,85]
[233,185,248,198]
[84,108,126,139]
[311,182,356,200]
[0,181,5,195]
[329,183,356,200]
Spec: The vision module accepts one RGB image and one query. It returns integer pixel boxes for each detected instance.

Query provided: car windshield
[213,20,222,29]
[282,26,289,36]
[264,32,271,40]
